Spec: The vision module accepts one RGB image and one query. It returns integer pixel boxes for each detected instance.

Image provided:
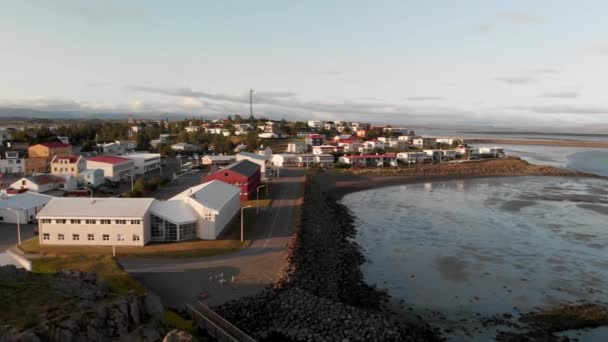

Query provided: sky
[1,0,607,128]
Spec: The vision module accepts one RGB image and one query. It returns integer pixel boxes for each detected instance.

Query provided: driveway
[120,168,306,309]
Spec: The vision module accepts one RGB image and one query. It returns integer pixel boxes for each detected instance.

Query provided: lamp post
[6,208,22,245]
[82,187,93,198]
[256,184,266,216]
[125,174,134,191]
[240,205,252,242]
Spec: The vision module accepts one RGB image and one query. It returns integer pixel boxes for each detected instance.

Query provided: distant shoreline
[464,138,608,148]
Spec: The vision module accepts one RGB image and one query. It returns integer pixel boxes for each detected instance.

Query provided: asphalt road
[120,168,306,309]
[0,223,36,251]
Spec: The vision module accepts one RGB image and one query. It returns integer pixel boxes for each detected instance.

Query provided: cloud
[592,44,608,54]
[318,71,342,76]
[493,76,538,85]
[26,0,142,23]
[497,11,541,24]
[539,91,579,99]
[254,91,297,98]
[508,105,608,115]
[404,97,445,101]
[528,68,559,74]
[471,24,494,33]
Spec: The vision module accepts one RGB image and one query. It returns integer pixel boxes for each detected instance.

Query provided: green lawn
[31,255,146,295]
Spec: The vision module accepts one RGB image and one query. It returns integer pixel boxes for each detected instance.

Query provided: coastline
[464,138,608,148]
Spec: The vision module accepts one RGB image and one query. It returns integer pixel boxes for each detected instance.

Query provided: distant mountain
[0,107,194,121]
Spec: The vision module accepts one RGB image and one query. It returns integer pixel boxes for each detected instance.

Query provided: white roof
[203,155,236,161]
[150,200,198,224]
[237,152,266,161]
[0,192,53,210]
[171,180,239,213]
[37,197,155,218]
[123,153,161,159]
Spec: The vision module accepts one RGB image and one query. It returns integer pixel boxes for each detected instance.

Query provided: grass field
[0,278,65,329]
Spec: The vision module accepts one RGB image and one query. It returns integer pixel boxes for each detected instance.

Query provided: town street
[119,168,306,309]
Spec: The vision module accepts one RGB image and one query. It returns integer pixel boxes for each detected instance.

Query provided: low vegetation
[126,176,171,197]
[524,303,608,332]
[31,255,145,295]
[0,277,65,329]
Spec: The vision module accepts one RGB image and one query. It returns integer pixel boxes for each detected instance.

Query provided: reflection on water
[342,177,608,340]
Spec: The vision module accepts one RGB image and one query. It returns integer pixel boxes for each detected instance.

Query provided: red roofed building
[86,156,134,182]
[10,174,77,193]
[204,160,261,200]
[50,155,86,177]
[26,142,73,174]
[338,153,397,167]
[305,134,325,146]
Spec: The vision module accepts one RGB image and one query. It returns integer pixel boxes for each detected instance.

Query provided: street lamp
[125,174,134,191]
[6,208,22,245]
[256,184,266,216]
[82,186,93,198]
[240,205,252,242]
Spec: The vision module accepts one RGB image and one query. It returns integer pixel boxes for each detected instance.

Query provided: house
[35,180,241,246]
[307,120,322,128]
[26,142,72,174]
[171,143,199,152]
[297,128,318,137]
[286,141,308,154]
[236,152,267,176]
[256,146,273,160]
[363,140,385,151]
[312,145,340,155]
[338,154,397,167]
[185,125,200,133]
[314,154,334,166]
[86,156,135,182]
[423,149,457,161]
[204,160,261,200]
[436,138,459,146]
[323,122,335,130]
[0,192,53,224]
[473,147,505,158]
[201,155,236,166]
[271,154,299,167]
[99,142,127,156]
[332,135,353,143]
[50,155,86,177]
[78,169,105,188]
[0,128,14,144]
[123,153,161,175]
[356,129,367,138]
[297,154,316,167]
[397,152,429,163]
[412,138,437,149]
[337,140,362,153]
[11,174,77,193]
[258,132,279,139]
[305,134,325,147]
[0,149,25,175]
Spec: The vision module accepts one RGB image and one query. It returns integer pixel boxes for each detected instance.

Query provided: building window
[87,234,94,241]
[204,213,213,220]
[86,219,96,224]
[115,220,126,224]
[151,214,164,239]
[41,219,51,224]
[117,234,124,241]
[102,234,109,241]
[133,234,140,241]
[100,219,111,224]
[56,219,66,224]
[72,234,79,241]
[179,223,197,240]
[58,234,64,240]
[70,219,81,224]
[43,233,50,240]
[131,220,141,225]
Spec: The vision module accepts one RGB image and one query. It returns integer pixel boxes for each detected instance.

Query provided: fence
[186,303,256,342]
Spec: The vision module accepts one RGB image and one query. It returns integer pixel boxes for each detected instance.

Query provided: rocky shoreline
[215,178,440,341]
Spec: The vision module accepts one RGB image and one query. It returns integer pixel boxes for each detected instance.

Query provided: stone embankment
[0,266,164,342]
[215,180,440,341]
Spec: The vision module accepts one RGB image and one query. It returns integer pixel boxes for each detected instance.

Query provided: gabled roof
[86,156,132,165]
[24,174,67,186]
[171,180,240,213]
[0,192,53,210]
[222,160,260,178]
[51,155,82,163]
[150,200,198,224]
[37,197,155,218]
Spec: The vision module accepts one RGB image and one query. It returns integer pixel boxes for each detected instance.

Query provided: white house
[363,140,386,151]
[256,146,273,161]
[236,152,267,176]
[0,192,53,224]
[185,125,200,133]
[286,141,308,154]
[201,155,236,166]
[473,147,505,158]
[307,120,322,128]
[86,156,135,182]
[397,152,429,163]
[0,149,25,175]
[314,154,334,166]
[423,149,457,161]
[338,154,397,167]
[271,154,299,167]
[99,142,127,156]
[412,138,437,149]
[312,145,339,155]
[11,174,77,193]
[436,138,460,146]
[123,153,161,175]
[171,143,199,152]
[78,169,105,188]
[337,140,362,153]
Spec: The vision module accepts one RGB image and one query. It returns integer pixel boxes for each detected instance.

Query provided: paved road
[120,168,305,309]
[0,223,36,252]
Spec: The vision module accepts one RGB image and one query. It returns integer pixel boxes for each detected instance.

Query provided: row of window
[43,233,140,242]
[41,219,141,225]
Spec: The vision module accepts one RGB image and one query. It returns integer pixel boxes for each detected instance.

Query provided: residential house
[312,145,340,155]
[305,134,325,147]
[236,152,267,176]
[412,138,437,149]
[204,160,261,200]
[78,169,105,188]
[270,154,299,167]
[338,154,397,167]
[50,155,86,178]
[26,142,72,174]
[397,152,429,163]
[86,156,135,182]
[0,149,25,175]
[171,143,199,152]
[11,174,77,193]
[123,153,161,175]
[256,146,273,161]
[286,141,308,154]
[201,155,236,166]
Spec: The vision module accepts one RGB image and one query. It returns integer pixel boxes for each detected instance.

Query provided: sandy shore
[464,138,608,148]
[314,157,597,200]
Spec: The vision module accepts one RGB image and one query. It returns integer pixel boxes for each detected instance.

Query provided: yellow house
[50,155,86,177]
[26,142,73,174]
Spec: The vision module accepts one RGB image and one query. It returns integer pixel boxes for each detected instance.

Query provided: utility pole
[249,89,254,118]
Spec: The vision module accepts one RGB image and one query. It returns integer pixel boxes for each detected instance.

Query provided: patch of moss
[524,303,608,332]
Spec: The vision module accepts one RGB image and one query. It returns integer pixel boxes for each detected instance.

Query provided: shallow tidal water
[342,177,608,340]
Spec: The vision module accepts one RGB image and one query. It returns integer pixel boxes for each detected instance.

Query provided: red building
[204,160,261,200]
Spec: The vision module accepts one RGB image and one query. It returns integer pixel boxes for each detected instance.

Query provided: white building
[423,149,457,161]
[436,138,459,146]
[363,140,386,151]
[397,152,429,163]
[412,138,437,149]
[11,174,77,193]
[0,128,14,144]
[312,145,339,155]
[171,143,199,152]
[201,155,236,166]
[36,180,241,245]
[338,154,397,167]
[99,142,127,156]
[236,152,267,176]
[124,153,161,175]
[271,154,299,167]
[286,141,308,154]
[256,146,273,161]
[314,154,334,166]
[185,125,200,133]
[0,192,53,224]
[78,169,105,188]
[0,150,25,175]
[307,120,322,128]
[473,147,505,158]
[86,156,135,182]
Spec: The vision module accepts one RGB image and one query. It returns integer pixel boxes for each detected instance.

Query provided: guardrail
[186,302,256,342]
